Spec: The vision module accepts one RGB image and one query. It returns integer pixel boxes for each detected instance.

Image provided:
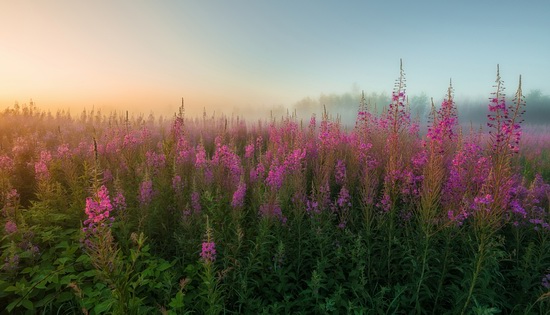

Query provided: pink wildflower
[200,241,216,263]
[139,180,154,206]
[266,163,285,191]
[113,190,126,212]
[335,159,347,186]
[4,220,17,234]
[195,144,207,168]
[245,143,255,159]
[191,191,201,214]
[231,182,246,209]
[83,185,114,229]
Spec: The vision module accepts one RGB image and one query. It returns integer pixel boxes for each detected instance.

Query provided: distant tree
[524,89,550,124]
[409,92,429,122]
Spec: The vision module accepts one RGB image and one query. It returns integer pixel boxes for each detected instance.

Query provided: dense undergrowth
[1,65,550,314]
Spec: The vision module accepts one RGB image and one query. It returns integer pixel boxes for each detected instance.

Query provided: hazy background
[1,0,549,120]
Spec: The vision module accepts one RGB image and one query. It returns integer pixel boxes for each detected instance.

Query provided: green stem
[432,231,451,314]
[461,237,487,315]
[387,216,393,282]
[415,234,430,312]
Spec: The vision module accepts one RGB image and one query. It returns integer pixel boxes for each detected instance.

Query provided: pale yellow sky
[1,1,548,118]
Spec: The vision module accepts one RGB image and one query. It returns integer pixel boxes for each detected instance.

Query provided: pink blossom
[113,191,126,212]
[195,144,207,168]
[83,185,114,229]
[377,193,392,213]
[284,149,306,174]
[146,150,166,170]
[266,163,285,191]
[245,143,255,159]
[200,241,216,263]
[191,191,201,214]
[172,175,184,193]
[0,155,14,172]
[4,220,17,234]
[56,143,71,158]
[34,150,52,180]
[336,186,351,209]
[335,159,347,186]
[139,180,154,206]
[231,182,246,209]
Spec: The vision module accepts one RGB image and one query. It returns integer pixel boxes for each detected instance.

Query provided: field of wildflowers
[1,65,550,314]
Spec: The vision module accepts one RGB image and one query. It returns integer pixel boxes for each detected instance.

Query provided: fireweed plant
[1,64,550,314]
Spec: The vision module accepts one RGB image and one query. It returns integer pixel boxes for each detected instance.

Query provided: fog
[281,89,550,128]
[6,88,548,129]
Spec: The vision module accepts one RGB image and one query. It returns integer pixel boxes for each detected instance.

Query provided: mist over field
[228,88,550,128]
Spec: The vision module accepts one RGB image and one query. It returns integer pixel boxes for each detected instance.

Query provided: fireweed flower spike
[201,215,216,264]
[200,241,217,263]
[139,179,154,206]
[4,220,17,234]
[231,181,246,209]
[83,185,114,230]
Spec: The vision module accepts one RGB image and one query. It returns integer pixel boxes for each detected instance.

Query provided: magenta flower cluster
[83,185,114,230]
[200,241,216,263]
[4,220,17,234]
[139,180,154,206]
[231,182,246,209]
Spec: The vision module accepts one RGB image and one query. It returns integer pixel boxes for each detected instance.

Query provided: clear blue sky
[1,0,548,116]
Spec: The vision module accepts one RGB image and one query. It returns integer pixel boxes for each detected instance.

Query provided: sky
[1,0,549,117]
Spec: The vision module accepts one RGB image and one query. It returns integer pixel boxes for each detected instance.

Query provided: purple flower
[542,273,550,289]
[245,143,255,159]
[284,149,306,174]
[84,185,114,228]
[335,159,347,186]
[139,180,154,206]
[4,220,17,234]
[200,241,216,263]
[191,191,201,214]
[56,143,71,159]
[145,150,166,170]
[35,150,52,180]
[306,199,320,215]
[377,193,392,213]
[231,182,246,209]
[0,155,14,172]
[195,144,207,168]
[336,187,351,209]
[113,190,127,212]
[266,163,285,191]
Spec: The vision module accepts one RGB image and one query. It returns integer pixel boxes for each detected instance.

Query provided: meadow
[1,66,550,314]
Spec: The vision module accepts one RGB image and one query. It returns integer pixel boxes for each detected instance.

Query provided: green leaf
[34,280,48,290]
[60,274,76,285]
[6,299,19,312]
[158,261,172,272]
[4,285,19,292]
[56,257,70,265]
[169,291,185,309]
[82,270,97,277]
[21,299,33,310]
[34,293,56,308]
[21,266,38,275]
[57,291,73,303]
[55,241,69,249]
[94,299,114,314]
[76,254,91,263]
